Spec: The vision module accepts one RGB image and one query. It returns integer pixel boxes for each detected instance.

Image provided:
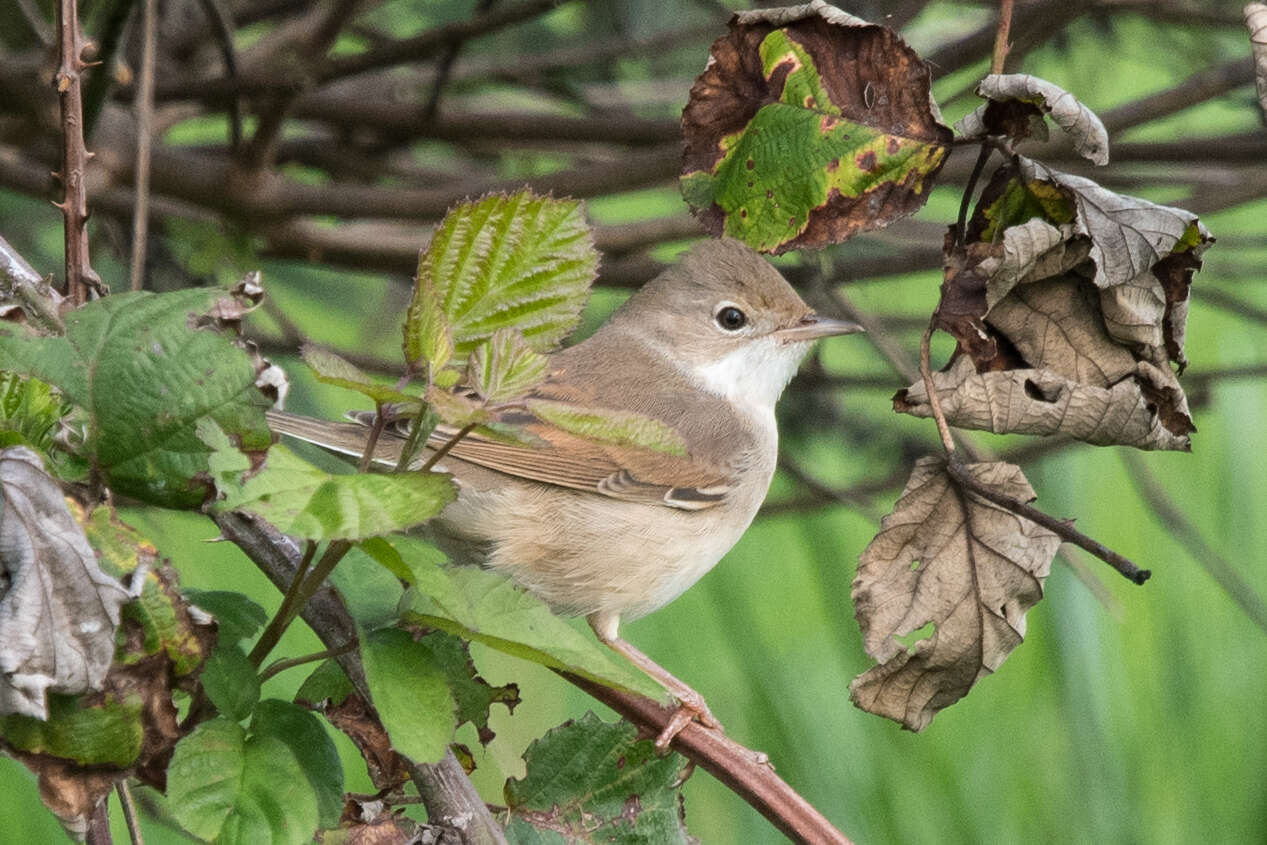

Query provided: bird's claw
[653,689,722,754]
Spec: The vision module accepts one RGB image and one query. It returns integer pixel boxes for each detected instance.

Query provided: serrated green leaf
[0,372,67,456]
[405,190,597,357]
[168,716,320,845]
[393,538,662,699]
[329,544,405,628]
[301,344,421,408]
[185,589,269,647]
[525,399,686,456]
[0,289,272,507]
[294,658,354,708]
[251,699,343,828]
[360,627,455,764]
[202,425,456,540]
[402,277,454,372]
[504,712,690,844]
[201,644,261,722]
[418,631,519,746]
[425,386,490,428]
[0,691,143,767]
[471,329,549,403]
[681,15,951,252]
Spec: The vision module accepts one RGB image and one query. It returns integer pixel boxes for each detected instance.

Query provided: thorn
[85,150,96,161]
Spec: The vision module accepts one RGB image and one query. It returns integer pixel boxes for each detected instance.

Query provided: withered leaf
[957,74,1109,165]
[896,354,1194,450]
[680,0,951,252]
[0,447,132,719]
[1247,4,1267,125]
[851,457,1060,731]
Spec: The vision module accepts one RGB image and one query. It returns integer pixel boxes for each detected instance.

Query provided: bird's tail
[265,410,405,466]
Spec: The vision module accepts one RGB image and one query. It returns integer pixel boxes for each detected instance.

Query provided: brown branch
[0,234,65,333]
[562,673,854,845]
[423,0,498,121]
[1099,57,1255,134]
[1120,452,1267,633]
[990,0,1015,74]
[213,512,508,845]
[945,455,1151,584]
[321,0,573,82]
[54,0,104,305]
[129,0,157,291]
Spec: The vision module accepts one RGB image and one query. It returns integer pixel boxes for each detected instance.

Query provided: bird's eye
[715,306,747,331]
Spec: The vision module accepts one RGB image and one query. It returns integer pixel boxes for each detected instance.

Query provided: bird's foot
[654,687,721,754]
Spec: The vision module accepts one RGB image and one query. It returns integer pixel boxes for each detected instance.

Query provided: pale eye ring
[715,305,747,331]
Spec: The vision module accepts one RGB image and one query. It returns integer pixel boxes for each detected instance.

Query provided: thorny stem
[946,454,1151,584]
[55,0,104,305]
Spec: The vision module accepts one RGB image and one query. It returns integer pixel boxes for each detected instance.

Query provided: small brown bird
[268,238,861,746]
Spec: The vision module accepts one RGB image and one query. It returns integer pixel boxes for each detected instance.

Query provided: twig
[357,407,389,473]
[562,672,853,845]
[81,0,135,138]
[213,512,506,845]
[321,0,571,82]
[945,455,1151,584]
[419,422,476,473]
[15,0,52,44]
[85,799,112,845]
[1121,452,1267,633]
[54,0,105,305]
[195,0,244,149]
[247,539,349,668]
[954,143,992,246]
[919,321,958,455]
[259,641,358,684]
[116,781,144,845]
[990,0,1015,74]
[129,0,157,291]
[0,234,65,333]
[423,0,498,121]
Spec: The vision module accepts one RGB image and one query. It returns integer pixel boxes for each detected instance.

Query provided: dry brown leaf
[957,74,1109,165]
[0,447,132,719]
[850,458,1060,731]
[896,354,1193,450]
[1247,3,1267,125]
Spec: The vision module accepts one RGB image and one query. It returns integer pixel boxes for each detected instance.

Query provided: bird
[267,237,862,748]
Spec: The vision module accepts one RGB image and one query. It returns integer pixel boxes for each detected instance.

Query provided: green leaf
[201,644,261,722]
[202,424,456,541]
[504,712,691,844]
[405,189,597,357]
[294,659,354,708]
[0,288,273,507]
[301,344,421,408]
[417,631,520,746]
[167,717,320,845]
[185,589,269,648]
[360,627,456,764]
[470,329,549,403]
[0,372,67,455]
[525,399,686,456]
[328,544,406,628]
[0,691,143,767]
[680,10,951,252]
[251,699,344,828]
[394,538,662,699]
[402,276,454,372]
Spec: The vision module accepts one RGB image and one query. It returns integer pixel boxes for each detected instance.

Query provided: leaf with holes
[850,457,1060,731]
[404,190,597,358]
[680,3,951,252]
[504,712,691,844]
[956,74,1109,165]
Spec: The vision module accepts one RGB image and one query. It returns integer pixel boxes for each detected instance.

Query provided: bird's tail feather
[265,410,404,466]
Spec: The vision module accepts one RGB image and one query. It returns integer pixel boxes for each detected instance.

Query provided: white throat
[686,337,810,412]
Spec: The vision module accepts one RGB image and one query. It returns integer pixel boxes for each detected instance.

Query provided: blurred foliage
[2,0,1266,843]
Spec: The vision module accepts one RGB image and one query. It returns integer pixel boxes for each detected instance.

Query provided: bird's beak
[776,313,865,342]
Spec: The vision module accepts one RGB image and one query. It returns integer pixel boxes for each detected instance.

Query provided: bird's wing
[427,412,735,511]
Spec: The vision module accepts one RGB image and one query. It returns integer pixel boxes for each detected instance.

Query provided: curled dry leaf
[680,0,951,252]
[0,447,131,719]
[957,74,1109,165]
[851,458,1060,731]
[1247,4,1267,125]
[904,157,1210,450]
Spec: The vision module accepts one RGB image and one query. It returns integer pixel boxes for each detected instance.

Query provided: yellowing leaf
[851,458,1060,731]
